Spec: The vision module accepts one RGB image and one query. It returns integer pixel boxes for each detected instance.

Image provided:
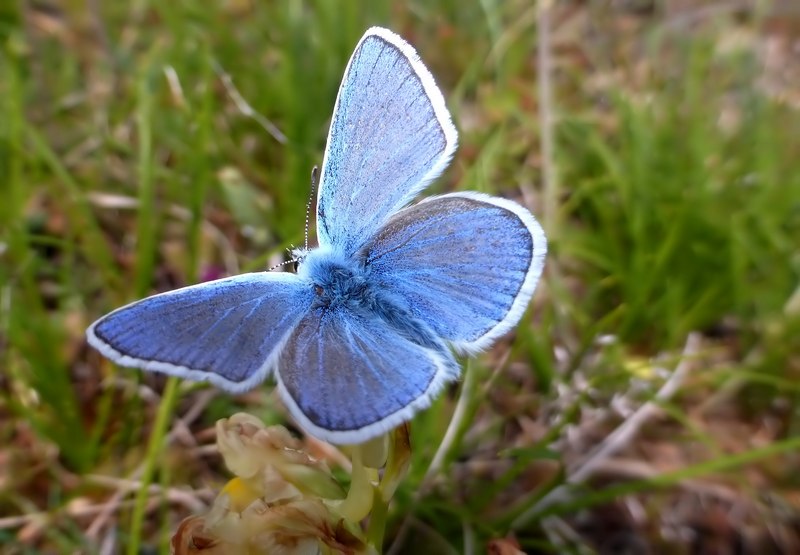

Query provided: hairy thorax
[296,246,450,356]
[296,247,373,310]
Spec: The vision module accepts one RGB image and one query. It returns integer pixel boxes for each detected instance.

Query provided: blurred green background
[1,0,799,553]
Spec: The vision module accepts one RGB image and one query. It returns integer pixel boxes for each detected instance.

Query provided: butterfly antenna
[268,246,305,272]
[268,258,302,272]
[305,166,319,251]
[269,169,316,273]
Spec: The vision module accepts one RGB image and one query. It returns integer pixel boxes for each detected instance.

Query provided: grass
[1,0,800,553]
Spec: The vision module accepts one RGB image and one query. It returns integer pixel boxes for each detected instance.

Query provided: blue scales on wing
[360,192,547,354]
[87,273,314,393]
[277,305,456,444]
[316,28,458,256]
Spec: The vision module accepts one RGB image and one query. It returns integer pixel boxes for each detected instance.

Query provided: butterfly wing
[87,273,314,393]
[360,192,547,354]
[317,27,458,256]
[276,305,457,444]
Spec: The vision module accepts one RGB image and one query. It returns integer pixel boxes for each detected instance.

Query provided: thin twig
[462,521,476,555]
[512,332,702,528]
[387,362,479,555]
[213,60,288,144]
[0,501,132,530]
[0,483,211,532]
[568,333,701,481]
[84,475,214,512]
[99,526,117,555]
[537,0,559,237]
[426,363,479,479]
[661,1,760,32]
[588,457,747,505]
[87,192,240,275]
[545,516,594,554]
[479,347,513,397]
[85,390,215,540]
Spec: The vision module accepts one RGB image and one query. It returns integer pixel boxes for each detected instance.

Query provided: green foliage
[561,74,799,349]
[1,0,799,553]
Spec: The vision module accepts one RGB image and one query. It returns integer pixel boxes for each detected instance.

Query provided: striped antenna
[305,166,319,251]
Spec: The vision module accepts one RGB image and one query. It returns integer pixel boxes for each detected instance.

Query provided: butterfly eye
[314,285,324,296]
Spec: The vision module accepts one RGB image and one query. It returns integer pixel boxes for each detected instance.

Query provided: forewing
[87,273,314,393]
[276,306,456,444]
[361,192,547,354]
[317,27,458,256]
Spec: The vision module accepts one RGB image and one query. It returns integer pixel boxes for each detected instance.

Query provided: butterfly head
[290,246,310,268]
[296,246,372,310]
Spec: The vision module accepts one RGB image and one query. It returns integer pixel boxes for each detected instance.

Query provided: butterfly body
[300,245,454,362]
[87,27,547,444]
[300,246,371,310]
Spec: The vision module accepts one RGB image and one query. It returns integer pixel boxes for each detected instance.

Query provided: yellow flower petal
[220,478,260,513]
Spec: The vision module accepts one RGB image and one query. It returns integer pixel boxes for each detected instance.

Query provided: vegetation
[1,0,799,552]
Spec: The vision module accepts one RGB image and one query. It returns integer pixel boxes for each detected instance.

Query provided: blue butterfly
[86,27,547,445]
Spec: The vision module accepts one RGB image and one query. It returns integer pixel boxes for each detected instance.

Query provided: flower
[215,414,346,503]
[171,414,387,555]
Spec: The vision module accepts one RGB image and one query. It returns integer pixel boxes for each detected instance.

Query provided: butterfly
[86,27,547,445]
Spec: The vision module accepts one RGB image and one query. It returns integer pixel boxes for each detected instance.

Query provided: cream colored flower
[171,413,384,555]
[216,413,345,502]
